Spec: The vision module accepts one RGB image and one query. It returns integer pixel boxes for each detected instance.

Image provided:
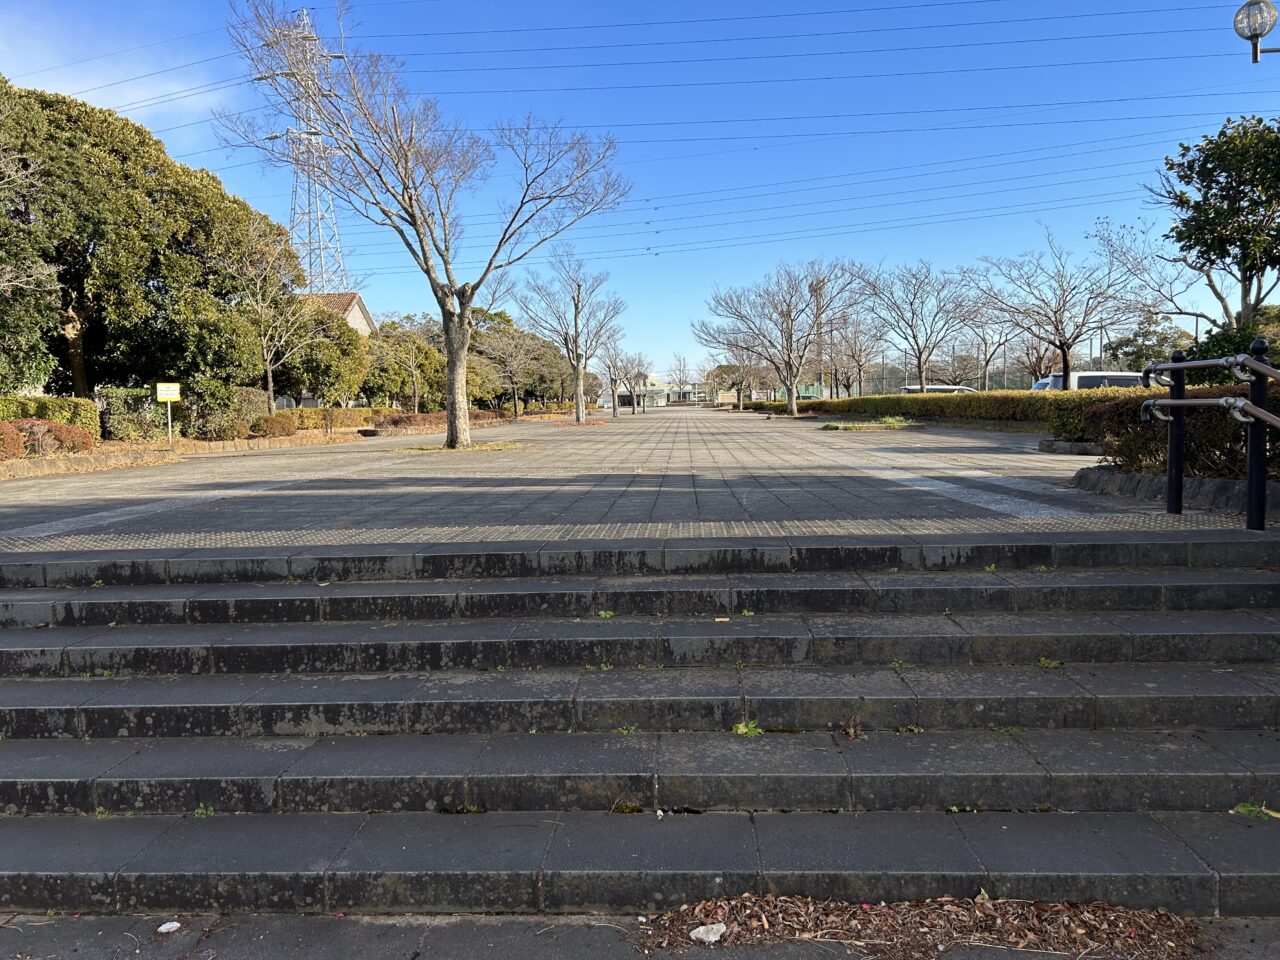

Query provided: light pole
[1237,0,1280,62]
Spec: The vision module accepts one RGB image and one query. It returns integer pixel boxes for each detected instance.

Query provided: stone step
[4,610,1279,678]
[1,729,1274,817]
[0,808,1275,915]
[2,663,1276,739]
[6,533,1276,587]
[4,568,1279,628]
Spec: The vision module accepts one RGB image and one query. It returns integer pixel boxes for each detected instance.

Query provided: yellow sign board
[155,382,181,403]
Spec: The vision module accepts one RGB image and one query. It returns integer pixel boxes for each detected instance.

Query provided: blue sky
[3,0,1275,367]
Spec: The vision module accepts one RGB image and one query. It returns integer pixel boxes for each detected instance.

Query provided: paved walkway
[0,407,1238,554]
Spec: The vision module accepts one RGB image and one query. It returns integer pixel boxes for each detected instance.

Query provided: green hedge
[746,389,1162,441]
[1088,385,1280,481]
[0,396,101,439]
[96,387,167,441]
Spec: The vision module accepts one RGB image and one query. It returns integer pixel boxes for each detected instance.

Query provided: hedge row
[745,388,1162,442]
[1089,385,1280,482]
[0,418,96,459]
[285,407,395,430]
[372,410,505,429]
[0,397,101,439]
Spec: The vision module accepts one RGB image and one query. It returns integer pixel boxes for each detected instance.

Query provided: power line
[400,27,1223,77]
[420,51,1241,97]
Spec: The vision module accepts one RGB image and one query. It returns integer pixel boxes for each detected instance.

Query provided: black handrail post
[1167,349,1186,515]
[1246,338,1270,531]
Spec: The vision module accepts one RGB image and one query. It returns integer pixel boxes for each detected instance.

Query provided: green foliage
[1105,315,1195,371]
[96,387,165,441]
[277,315,369,407]
[733,719,764,738]
[249,413,297,438]
[0,79,271,397]
[1160,116,1280,326]
[745,388,1159,441]
[0,395,100,438]
[1182,321,1280,385]
[286,407,390,430]
[1089,385,1280,481]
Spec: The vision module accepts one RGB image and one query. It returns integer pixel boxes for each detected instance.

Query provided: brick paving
[0,407,1240,553]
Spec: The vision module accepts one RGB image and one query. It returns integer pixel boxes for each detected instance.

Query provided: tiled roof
[303,292,361,315]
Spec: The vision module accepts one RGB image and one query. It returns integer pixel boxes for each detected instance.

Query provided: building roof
[303,292,376,337]
[304,292,362,315]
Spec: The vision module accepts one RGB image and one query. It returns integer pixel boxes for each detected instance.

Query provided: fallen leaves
[631,891,1201,959]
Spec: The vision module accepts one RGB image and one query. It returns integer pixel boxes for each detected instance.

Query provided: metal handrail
[1142,351,1280,388]
[1140,338,1274,531]
[1143,396,1280,431]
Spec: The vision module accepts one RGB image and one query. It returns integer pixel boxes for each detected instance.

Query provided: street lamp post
[1237,0,1280,62]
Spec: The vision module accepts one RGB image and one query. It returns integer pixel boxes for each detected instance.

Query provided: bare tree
[856,261,974,391]
[1094,219,1267,334]
[476,324,543,419]
[514,250,624,424]
[668,353,691,403]
[621,351,652,415]
[1015,336,1056,385]
[967,231,1136,389]
[829,309,887,397]
[220,217,332,414]
[962,310,1018,391]
[222,1,628,447]
[695,260,857,416]
[598,337,626,418]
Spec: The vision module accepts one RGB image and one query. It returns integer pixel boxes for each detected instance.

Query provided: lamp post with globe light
[1237,0,1280,62]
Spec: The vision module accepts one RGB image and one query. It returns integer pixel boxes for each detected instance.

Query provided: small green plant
[820,422,841,431]
[612,725,638,735]
[597,610,615,619]
[1231,802,1274,821]
[193,803,216,819]
[91,579,105,589]
[734,719,764,738]
[888,660,912,670]
[948,804,980,814]
[895,724,926,735]
[740,610,755,618]
[94,806,110,820]
[982,563,997,573]
[996,725,1025,735]
[609,796,644,814]
[1032,564,1050,573]
[1036,657,1065,670]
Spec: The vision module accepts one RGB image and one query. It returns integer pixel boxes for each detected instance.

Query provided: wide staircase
[0,532,1278,917]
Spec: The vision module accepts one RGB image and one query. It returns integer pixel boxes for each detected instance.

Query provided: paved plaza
[0,407,1237,555]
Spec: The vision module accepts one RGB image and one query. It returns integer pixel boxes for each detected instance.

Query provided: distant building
[303,292,376,337]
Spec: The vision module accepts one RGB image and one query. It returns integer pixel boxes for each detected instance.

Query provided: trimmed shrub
[233,420,252,440]
[0,422,21,460]
[250,414,297,438]
[744,388,1162,441]
[6,418,95,456]
[286,407,392,430]
[97,387,166,441]
[0,396,101,439]
[233,387,272,423]
[1087,385,1280,481]
[46,422,95,453]
[371,410,504,430]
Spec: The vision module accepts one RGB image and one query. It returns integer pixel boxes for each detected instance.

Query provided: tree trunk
[916,357,928,392]
[736,384,743,410]
[1059,345,1073,391]
[411,367,421,414]
[62,314,90,398]
[265,364,276,416]
[786,382,798,417]
[443,318,472,448]
[611,385,619,417]
[573,363,586,423]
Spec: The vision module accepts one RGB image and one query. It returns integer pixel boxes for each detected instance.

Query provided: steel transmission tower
[265,10,348,293]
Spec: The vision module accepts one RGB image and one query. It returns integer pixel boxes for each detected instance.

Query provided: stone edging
[0,449,177,481]
[1072,465,1280,519]
[170,433,362,454]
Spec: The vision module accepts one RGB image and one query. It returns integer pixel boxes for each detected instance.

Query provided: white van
[1031,372,1144,391]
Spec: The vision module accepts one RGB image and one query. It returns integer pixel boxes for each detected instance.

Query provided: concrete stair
[0,534,1278,917]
